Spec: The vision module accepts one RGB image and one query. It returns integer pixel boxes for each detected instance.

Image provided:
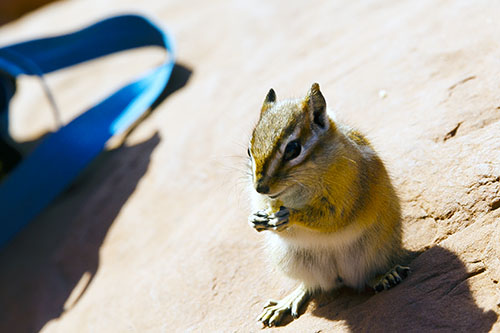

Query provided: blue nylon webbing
[0,14,175,247]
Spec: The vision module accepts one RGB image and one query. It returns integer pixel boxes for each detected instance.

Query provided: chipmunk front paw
[249,207,290,232]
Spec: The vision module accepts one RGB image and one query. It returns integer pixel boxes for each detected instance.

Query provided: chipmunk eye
[283,140,301,161]
[247,148,251,157]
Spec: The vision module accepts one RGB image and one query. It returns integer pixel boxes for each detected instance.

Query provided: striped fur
[248,84,404,293]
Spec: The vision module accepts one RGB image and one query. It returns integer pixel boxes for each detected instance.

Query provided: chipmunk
[247,83,409,327]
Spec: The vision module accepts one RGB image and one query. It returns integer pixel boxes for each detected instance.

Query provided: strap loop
[0,14,176,247]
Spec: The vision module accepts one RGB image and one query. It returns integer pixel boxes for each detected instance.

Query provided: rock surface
[0,0,499,332]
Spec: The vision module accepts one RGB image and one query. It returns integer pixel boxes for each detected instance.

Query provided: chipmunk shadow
[311,246,497,332]
[0,63,191,333]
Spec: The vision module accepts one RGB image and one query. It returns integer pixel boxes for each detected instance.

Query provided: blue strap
[0,14,175,246]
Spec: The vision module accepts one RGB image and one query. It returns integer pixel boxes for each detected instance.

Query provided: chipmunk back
[247,83,409,327]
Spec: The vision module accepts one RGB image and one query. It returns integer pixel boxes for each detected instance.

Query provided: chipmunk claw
[255,210,269,218]
[248,210,270,232]
[372,264,410,293]
[263,299,279,308]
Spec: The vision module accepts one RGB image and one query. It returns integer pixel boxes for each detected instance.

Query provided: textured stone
[0,0,499,332]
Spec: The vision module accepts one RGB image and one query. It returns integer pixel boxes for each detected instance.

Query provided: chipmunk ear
[306,83,328,130]
[261,88,276,114]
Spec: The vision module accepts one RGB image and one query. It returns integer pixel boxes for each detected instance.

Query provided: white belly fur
[264,222,389,292]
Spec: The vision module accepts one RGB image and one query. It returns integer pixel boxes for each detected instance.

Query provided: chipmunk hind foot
[258,284,311,327]
[370,264,410,293]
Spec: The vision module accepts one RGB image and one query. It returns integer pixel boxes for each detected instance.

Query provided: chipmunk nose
[255,181,270,194]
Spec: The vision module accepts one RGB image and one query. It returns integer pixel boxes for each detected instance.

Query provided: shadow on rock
[0,133,160,333]
[0,63,192,333]
[312,246,497,332]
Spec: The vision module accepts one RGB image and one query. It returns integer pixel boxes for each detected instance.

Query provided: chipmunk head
[248,83,333,200]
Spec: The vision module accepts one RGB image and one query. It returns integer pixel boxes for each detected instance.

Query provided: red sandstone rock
[0,1,499,332]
